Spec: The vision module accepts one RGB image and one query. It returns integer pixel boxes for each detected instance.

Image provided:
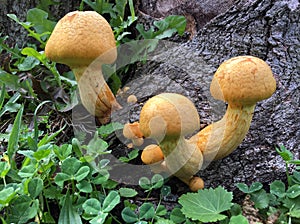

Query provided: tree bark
[125,0,300,197]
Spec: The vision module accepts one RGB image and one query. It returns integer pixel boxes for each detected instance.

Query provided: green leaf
[74,166,90,182]
[121,207,138,223]
[102,190,120,213]
[170,207,186,224]
[58,191,82,224]
[229,215,249,224]
[26,8,56,34]
[7,105,23,164]
[76,180,92,193]
[92,170,110,185]
[151,174,164,189]
[276,145,293,161]
[83,198,101,216]
[139,177,151,190]
[17,56,40,71]
[18,163,36,178]
[0,161,10,178]
[119,188,138,198]
[0,91,21,116]
[9,195,39,224]
[0,83,6,111]
[28,178,43,199]
[286,185,300,198]
[53,144,72,161]
[236,182,263,194]
[270,180,286,198]
[179,186,233,222]
[139,202,155,220]
[0,187,17,205]
[33,148,51,161]
[61,157,82,175]
[54,173,71,187]
[90,212,108,224]
[250,189,269,209]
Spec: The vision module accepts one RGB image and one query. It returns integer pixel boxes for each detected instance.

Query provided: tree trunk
[126,0,300,197]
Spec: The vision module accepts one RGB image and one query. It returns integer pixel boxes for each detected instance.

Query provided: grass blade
[7,105,24,167]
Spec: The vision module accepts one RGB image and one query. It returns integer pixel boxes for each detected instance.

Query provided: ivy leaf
[179,186,233,222]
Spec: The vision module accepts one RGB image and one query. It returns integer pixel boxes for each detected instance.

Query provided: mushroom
[139,93,204,191]
[189,55,276,161]
[123,122,144,146]
[45,11,121,124]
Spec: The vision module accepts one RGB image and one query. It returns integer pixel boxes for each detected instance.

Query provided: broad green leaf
[74,166,90,182]
[151,174,164,189]
[170,207,186,224]
[236,182,263,194]
[58,192,82,224]
[18,163,36,178]
[0,161,10,178]
[7,105,23,164]
[250,189,269,209]
[21,47,45,62]
[9,195,39,224]
[82,198,101,216]
[26,8,56,34]
[53,144,72,161]
[102,190,120,213]
[121,207,138,223]
[76,180,92,193]
[90,212,108,224]
[139,177,151,190]
[270,180,286,198]
[139,202,155,220]
[33,148,51,161]
[28,178,43,199]
[179,186,233,222]
[17,56,40,71]
[92,170,110,184]
[0,187,16,205]
[118,188,138,198]
[0,91,21,116]
[54,173,71,187]
[229,215,249,224]
[156,218,175,224]
[286,185,300,198]
[61,157,82,175]
[0,71,20,92]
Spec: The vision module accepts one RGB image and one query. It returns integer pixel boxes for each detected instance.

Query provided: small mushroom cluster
[124,56,276,191]
[45,11,276,191]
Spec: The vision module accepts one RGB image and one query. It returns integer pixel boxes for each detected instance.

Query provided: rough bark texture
[123,0,300,197]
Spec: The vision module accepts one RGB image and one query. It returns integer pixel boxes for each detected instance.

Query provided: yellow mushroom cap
[45,11,117,68]
[210,56,276,106]
[139,93,200,141]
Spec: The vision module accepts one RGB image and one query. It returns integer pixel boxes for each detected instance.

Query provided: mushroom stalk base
[160,136,203,185]
[72,66,122,124]
[189,104,255,162]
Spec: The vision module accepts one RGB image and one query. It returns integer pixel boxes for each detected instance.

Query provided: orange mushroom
[45,11,121,123]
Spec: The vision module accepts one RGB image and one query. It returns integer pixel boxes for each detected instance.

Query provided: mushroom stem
[72,66,122,124]
[189,104,255,161]
[159,136,203,187]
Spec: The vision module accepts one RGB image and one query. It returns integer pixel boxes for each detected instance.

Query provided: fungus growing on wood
[189,55,276,161]
[45,11,121,124]
[139,93,204,191]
